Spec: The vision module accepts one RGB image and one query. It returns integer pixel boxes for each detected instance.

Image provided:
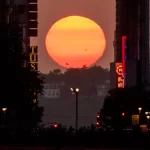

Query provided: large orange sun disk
[45,16,106,68]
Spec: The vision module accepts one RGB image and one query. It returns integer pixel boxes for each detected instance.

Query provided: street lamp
[70,88,79,132]
[146,115,150,131]
[146,116,150,120]
[2,108,7,113]
[70,88,74,92]
[145,112,149,115]
[147,116,150,120]
[138,107,142,125]
[138,107,142,113]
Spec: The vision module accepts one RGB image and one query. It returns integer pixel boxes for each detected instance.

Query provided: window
[52,91,55,97]
[48,91,52,96]
[55,91,60,97]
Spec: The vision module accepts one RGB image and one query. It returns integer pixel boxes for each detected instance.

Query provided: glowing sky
[30,0,115,73]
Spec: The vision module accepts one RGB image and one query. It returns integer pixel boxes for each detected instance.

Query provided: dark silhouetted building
[111,0,150,89]
[0,0,38,102]
[1,0,38,52]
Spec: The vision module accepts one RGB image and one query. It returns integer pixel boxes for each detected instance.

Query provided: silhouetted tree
[0,21,44,133]
[52,68,62,75]
[101,86,150,128]
[44,66,109,98]
[47,68,63,82]
[63,65,109,95]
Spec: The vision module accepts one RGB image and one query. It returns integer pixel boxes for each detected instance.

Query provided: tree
[16,69,44,130]
[44,66,109,97]
[0,21,44,133]
[52,68,62,75]
[101,86,150,128]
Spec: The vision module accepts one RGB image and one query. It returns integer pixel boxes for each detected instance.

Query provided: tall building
[0,0,35,50]
[111,0,150,88]
[2,0,38,51]
[149,1,150,83]
[0,0,38,102]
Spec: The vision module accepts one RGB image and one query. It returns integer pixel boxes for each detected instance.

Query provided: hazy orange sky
[31,0,115,73]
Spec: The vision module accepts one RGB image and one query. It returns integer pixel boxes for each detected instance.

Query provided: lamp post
[2,108,7,114]
[138,107,142,125]
[145,112,150,131]
[2,108,7,127]
[70,88,79,132]
[138,107,142,114]
[146,115,150,131]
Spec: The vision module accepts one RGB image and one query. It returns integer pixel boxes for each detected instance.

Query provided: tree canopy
[0,21,44,132]
[43,65,109,96]
[101,85,150,128]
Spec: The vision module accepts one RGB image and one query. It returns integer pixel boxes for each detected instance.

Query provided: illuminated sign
[132,115,139,126]
[122,36,127,87]
[29,46,38,71]
[29,46,38,103]
[116,63,124,88]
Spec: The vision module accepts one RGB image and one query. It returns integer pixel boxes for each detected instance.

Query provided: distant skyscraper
[111,0,150,88]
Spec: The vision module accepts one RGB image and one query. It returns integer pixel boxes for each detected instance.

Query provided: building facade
[112,0,150,88]
[140,0,149,84]
[149,1,150,83]
[1,0,39,103]
[43,83,64,99]
[4,0,38,52]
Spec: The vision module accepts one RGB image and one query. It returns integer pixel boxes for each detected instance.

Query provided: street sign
[132,115,139,125]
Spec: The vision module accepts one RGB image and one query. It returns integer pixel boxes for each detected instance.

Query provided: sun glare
[45,16,106,68]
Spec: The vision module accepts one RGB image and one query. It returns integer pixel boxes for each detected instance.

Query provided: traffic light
[96,121,100,126]
[53,122,58,128]
[96,112,100,126]
[97,114,100,118]
[122,112,125,116]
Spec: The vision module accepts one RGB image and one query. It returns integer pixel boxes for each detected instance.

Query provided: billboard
[132,115,139,126]
[116,62,124,88]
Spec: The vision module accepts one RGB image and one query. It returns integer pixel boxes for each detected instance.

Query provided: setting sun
[45,16,106,68]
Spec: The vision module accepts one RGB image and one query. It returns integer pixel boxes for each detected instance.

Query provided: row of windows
[44,84,62,89]
[43,90,106,98]
[97,91,107,97]
[43,90,60,98]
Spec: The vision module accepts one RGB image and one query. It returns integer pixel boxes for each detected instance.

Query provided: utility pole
[70,88,79,133]
[75,91,78,132]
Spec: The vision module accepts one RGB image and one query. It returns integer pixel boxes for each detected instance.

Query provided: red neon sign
[122,36,127,87]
